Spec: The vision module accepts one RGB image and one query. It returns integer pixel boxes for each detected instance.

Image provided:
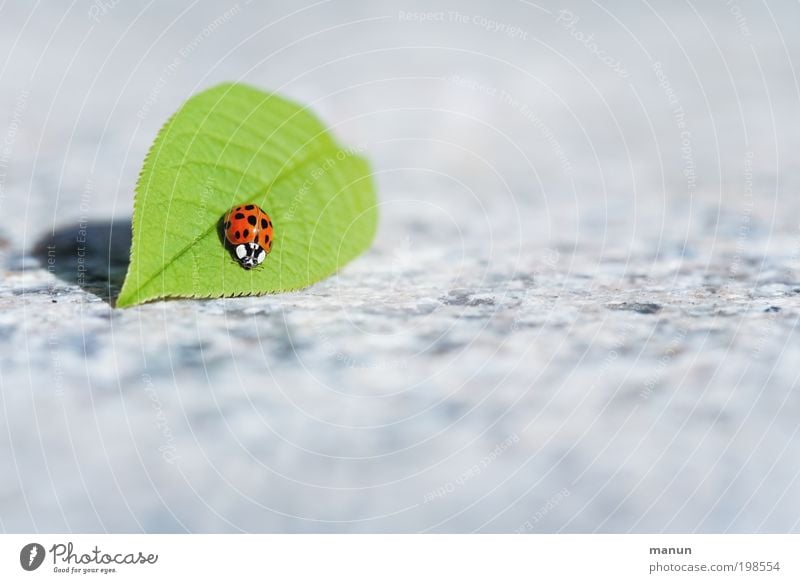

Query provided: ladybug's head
[234,242,266,270]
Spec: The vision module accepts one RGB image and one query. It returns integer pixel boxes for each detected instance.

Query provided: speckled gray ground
[1,1,799,533]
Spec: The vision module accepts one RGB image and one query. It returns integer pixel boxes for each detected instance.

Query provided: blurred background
[1,0,799,532]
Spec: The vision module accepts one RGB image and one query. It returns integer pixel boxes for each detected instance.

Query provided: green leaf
[116,82,378,308]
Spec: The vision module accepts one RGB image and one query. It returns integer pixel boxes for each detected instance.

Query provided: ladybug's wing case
[224,206,260,245]
[255,211,273,251]
[223,205,273,257]
[223,211,236,244]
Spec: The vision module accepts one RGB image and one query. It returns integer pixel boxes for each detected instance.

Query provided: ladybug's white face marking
[234,242,265,270]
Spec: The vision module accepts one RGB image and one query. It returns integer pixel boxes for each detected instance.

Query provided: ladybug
[223,203,274,269]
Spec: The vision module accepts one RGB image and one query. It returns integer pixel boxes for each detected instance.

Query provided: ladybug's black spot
[264,234,270,243]
[234,231,241,239]
[247,215,257,226]
[225,221,231,230]
[243,229,249,238]
[268,220,272,228]
[236,206,242,211]
[245,204,255,210]
[260,218,268,229]
[235,212,245,220]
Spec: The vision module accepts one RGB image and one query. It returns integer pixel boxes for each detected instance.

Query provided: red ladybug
[223,203,274,269]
